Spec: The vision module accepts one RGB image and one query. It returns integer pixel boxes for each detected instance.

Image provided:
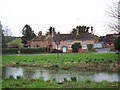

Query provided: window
[41,41,44,43]
[68,40,72,43]
[56,45,60,50]
[82,45,87,49]
[108,43,112,45]
[36,44,40,48]
[68,45,72,49]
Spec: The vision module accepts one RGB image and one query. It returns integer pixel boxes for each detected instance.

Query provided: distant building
[99,34,119,48]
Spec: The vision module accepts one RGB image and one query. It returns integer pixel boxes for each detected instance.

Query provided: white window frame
[82,45,87,49]
[56,45,60,50]
[68,45,72,50]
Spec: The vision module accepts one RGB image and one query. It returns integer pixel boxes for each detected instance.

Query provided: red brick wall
[30,40,49,48]
[52,40,94,53]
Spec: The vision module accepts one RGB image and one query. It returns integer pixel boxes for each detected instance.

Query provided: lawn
[2,78,119,88]
[2,53,119,72]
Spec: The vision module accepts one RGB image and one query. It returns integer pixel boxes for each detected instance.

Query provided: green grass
[2,78,119,88]
[2,53,118,65]
[2,53,119,72]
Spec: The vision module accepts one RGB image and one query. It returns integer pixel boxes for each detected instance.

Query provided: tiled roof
[53,33,95,41]
[99,34,118,42]
[30,35,51,41]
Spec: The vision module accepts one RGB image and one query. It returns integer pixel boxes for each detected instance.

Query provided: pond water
[2,67,119,82]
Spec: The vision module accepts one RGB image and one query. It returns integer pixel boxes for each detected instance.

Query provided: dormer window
[68,40,72,43]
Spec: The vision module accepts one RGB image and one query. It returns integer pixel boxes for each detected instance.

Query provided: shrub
[85,80,91,83]
[87,44,93,51]
[72,42,81,52]
[17,76,23,79]
[53,78,56,81]
[2,47,48,54]
[51,49,63,53]
[64,78,68,82]
[20,47,48,53]
[114,36,120,51]
[9,75,14,79]
[71,76,77,82]
[2,48,18,54]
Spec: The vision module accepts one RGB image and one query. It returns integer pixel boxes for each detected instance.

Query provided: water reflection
[2,67,119,82]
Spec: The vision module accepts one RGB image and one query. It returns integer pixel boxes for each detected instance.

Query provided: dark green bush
[85,80,91,83]
[9,75,14,79]
[2,47,48,54]
[114,36,120,51]
[87,44,93,51]
[53,78,56,81]
[71,76,77,82]
[72,42,81,52]
[2,48,18,54]
[17,76,23,79]
[64,78,68,82]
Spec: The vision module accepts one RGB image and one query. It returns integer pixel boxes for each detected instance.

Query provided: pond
[2,67,119,82]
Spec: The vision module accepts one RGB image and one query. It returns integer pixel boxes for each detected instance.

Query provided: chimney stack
[57,32,60,35]
[47,32,50,36]
[76,26,79,35]
[91,26,93,34]
[52,27,54,37]
[38,31,42,36]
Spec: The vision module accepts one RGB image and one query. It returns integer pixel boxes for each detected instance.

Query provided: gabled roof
[99,34,120,42]
[53,33,95,41]
[30,35,51,41]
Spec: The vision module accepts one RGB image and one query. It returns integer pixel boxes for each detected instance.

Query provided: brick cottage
[26,27,95,53]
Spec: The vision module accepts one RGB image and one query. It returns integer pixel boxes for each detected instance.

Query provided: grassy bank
[2,78,119,88]
[2,53,119,72]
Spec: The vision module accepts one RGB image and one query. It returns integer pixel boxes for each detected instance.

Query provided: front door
[62,46,66,52]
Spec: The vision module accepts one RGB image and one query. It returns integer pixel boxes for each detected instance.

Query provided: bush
[17,76,23,79]
[9,75,14,79]
[85,80,91,83]
[72,42,81,52]
[87,44,93,51]
[71,76,77,82]
[2,48,18,54]
[64,78,68,82]
[114,36,120,51]
[52,49,63,53]
[53,78,56,81]
[2,47,48,54]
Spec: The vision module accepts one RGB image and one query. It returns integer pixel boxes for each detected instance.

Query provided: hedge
[2,48,18,54]
[2,47,48,54]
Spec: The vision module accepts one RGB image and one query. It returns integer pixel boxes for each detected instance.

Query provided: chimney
[57,32,60,35]
[91,26,93,34]
[47,32,50,36]
[38,31,42,36]
[76,26,79,35]
[52,27,54,37]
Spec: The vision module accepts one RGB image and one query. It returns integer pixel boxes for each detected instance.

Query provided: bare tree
[107,1,120,33]
[3,26,12,36]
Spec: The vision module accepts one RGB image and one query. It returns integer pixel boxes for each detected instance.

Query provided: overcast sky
[0,0,117,37]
